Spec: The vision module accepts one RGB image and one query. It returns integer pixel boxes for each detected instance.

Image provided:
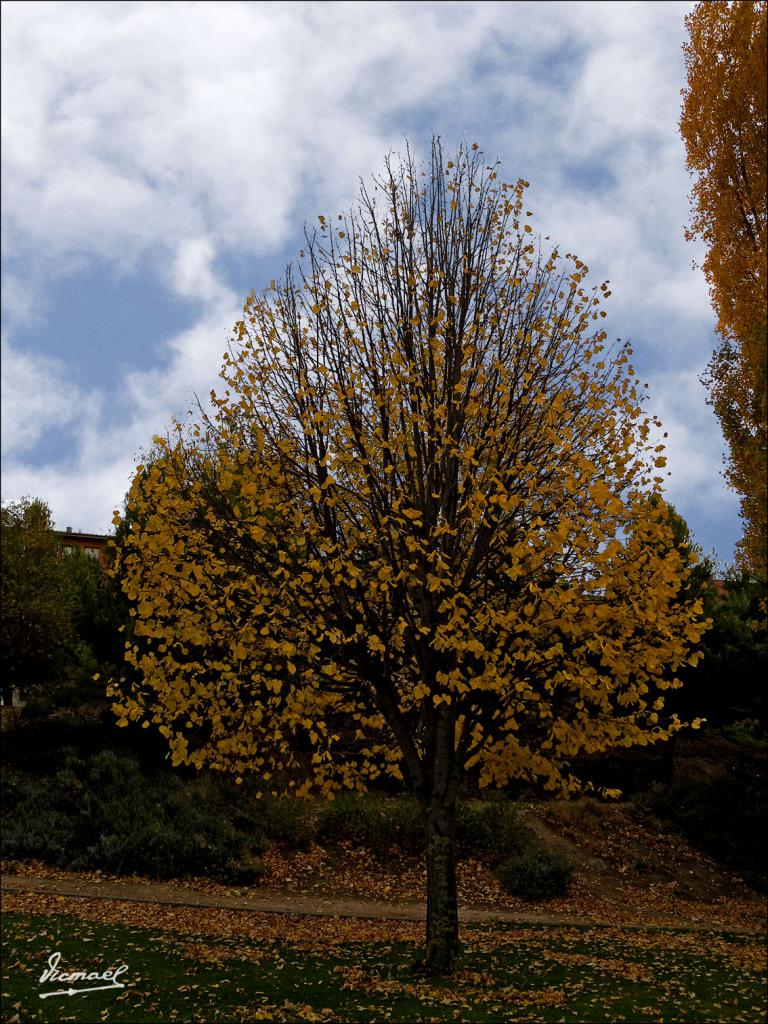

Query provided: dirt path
[2,872,762,934]
[1,873,590,926]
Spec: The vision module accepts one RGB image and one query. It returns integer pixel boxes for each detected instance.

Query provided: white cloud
[0,0,738,558]
[1,0,506,267]
[0,455,137,534]
[1,1,698,298]
[171,237,232,306]
[0,273,42,328]
[0,336,90,459]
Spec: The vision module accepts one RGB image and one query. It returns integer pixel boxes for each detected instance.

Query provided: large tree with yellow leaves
[681,0,767,577]
[111,141,707,972]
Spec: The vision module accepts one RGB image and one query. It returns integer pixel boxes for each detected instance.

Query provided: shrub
[455,799,525,862]
[496,848,574,900]
[382,797,426,854]
[257,796,318,849]
[0,775,76,865]
[316,793,525,860]
[1,750,266,882]
[723,718,767,750]
[317,793,424,854]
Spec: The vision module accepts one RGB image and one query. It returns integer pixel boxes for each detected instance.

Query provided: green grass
[2,911,766,1022]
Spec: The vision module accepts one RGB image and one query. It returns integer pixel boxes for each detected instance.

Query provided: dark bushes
[496,848,574,900]
[316,793,424,854]
[455,799,524,863]
[315,793,528,861]
[2,736,539,881]
[1,750,265,881]
[255,795,319,850]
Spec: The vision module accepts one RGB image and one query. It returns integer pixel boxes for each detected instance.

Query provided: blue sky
[1,0,740,564]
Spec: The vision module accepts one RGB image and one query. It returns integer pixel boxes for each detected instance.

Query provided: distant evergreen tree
[1,497,75,705]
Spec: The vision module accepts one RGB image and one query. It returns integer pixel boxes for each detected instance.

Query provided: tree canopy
[0,496,129,715]
[680,0,767,577]
[111,140,708,970]
[1,497,74,706]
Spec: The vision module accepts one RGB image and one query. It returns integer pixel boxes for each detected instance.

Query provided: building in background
[52,527,111,565]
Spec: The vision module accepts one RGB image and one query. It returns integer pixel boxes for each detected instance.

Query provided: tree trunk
[424,796,459,973]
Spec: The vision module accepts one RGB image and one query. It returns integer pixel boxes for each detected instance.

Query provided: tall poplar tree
[112,141,707,972]
[680,1,768,577]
